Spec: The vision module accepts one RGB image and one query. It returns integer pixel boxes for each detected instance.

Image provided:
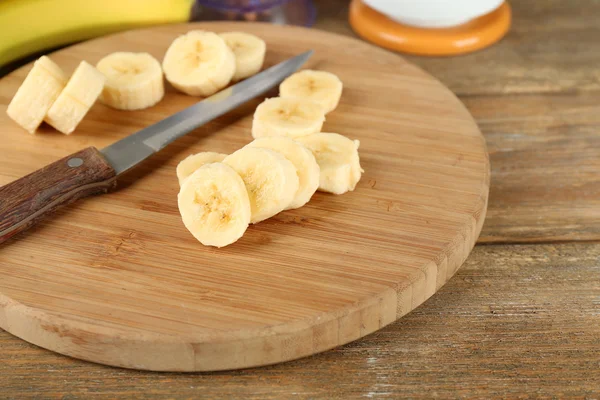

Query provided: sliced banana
[178,162,251,248]
[162,30,235,97]
[296,132,363,195]
[279,70,343,114]
[45,61,106,135]
[6,56,68,133]
[252,97,325,139]
[176,152,228,186]
[247,137,319,210]
[224,147,299,223]
[219,32,266,82]
[96,52,164,110]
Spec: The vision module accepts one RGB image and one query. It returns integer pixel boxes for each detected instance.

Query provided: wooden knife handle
[0,147,117,244]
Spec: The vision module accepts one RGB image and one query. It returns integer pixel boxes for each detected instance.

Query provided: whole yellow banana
[0,0,194,67]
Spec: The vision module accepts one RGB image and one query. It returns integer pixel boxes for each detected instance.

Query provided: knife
[0,50,313,244]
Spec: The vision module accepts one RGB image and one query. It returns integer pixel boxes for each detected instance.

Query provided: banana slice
[45,61,106,135]
[224,147,299,223]
[162,30,235,97]
[96,52,164,110]
[6,56,68,133]
[252,97,325,139]
[219,32,266,82]
[176,152,228,186]
[178,163,251,248]
[279,70,343,114]
[296,132,363,195]
[247,137,319,210]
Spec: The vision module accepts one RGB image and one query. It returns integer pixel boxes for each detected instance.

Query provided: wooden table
[2,0,599,397]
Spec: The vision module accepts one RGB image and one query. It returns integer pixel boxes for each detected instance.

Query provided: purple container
[192,0,316,27]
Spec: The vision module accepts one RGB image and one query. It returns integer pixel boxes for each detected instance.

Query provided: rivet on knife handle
[0,147,117,244]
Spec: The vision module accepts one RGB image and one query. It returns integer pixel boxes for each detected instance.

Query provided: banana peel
[0,0,194,67]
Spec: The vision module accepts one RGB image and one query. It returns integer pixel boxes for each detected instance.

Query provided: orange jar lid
[349,0,511,56]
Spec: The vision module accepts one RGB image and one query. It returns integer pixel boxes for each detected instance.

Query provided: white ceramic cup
[362,0,504,28]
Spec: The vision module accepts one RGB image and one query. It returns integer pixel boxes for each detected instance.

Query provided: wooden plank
[469,92,600,242]
[1,242,598,398]
[315,0,600,96]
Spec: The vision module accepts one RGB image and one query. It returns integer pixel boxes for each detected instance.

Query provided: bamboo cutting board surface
[0,22,489,371]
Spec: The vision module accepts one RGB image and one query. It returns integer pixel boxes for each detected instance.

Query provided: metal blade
[101,50,313,175]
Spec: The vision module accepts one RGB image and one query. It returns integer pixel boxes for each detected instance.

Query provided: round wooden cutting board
[0,23,489,371]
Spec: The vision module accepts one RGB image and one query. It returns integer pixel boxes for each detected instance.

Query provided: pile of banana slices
[6,30,267,134]
[178,48,363,248]
[5,29,363,248]
[178,130,363,247]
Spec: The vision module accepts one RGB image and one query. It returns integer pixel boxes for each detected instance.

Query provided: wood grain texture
[404,0,600,97]
[469,92,600,243]
[314,0,600,243]
[0,147,117,244]
[316,0,600,96]
[0,22,489,371]
[1,242,598,399]
[0,0,598,396]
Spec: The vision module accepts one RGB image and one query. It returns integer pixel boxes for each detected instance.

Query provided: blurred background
[0,0,317,75]
[0,0,511,75]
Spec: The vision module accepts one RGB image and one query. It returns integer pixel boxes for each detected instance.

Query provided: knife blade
[0,50,313,244]
[102,50,313,174]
